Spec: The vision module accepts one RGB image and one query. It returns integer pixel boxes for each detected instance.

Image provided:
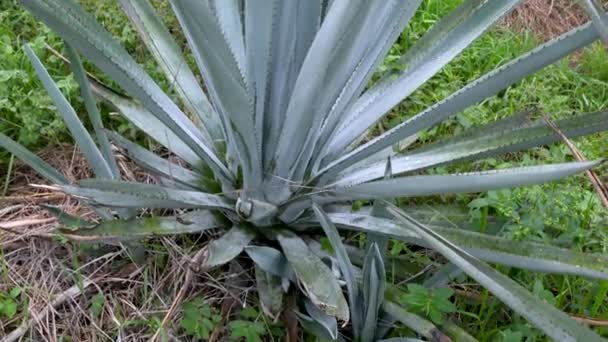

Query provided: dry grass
[0,145,253,341]
[502,0,591,41]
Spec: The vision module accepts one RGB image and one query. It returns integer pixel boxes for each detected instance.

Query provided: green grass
[1,0,607,340]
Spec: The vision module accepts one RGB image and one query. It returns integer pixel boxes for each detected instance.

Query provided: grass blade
[382,301,451,342]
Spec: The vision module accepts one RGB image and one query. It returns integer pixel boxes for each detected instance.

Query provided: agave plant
[3,0,608,340]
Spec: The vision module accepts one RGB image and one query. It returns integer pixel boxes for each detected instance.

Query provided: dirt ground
[502,0,594,41]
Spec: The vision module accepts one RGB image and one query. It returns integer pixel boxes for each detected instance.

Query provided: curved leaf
[387,206,605,342]
[169,0,254,186]
[0,133,67,185]
[321,0,522,163]
[284,161,602,219]
[89,80,201,167]
[203,225,255,269]
[278,0,423,184]
[211,0,246,72]
[274,0,367,181]
[245,246,295,281]
[309,0,424,176]
[263,0,322,172]
[313,203,361,337]
[297,311,342,342]
[329,161,602,200]
[299,213,608,280]
[245,0,278,185]
[255,264,284,320]
[581,0,608,42]
[43,205,93,228]
[277,230,350,321]
[361,243,385,342]
[304,299,339,340]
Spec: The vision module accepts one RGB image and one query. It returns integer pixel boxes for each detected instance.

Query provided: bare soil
[502,0,590,41]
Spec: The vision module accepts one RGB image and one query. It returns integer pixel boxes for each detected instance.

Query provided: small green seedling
[180,298,221,340]
[228,307,267,342]
[401,284,456,324]
[0,287,22,318]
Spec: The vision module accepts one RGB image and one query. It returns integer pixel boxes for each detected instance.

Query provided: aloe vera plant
[3,0,608,340]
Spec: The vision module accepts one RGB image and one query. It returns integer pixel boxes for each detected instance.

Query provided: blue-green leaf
[331,111,608,186]
[64,43,119,178]
[580,0,608,42]
[0,133,67,185]
[107,131,204,190]
[277,230,349,321]
[61,179,232,210]
[119,0,224,147]
[202,226,255,269]
[387,205,605,342]
[313,203,361,337]
[317,21,599,181]
[25,44,113,179]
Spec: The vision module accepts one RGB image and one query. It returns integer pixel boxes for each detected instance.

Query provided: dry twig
[571,316,608,327]
[543,115,608,208]
[0,194,66,205]
[150,248,208,342]
[1,279,94,342]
